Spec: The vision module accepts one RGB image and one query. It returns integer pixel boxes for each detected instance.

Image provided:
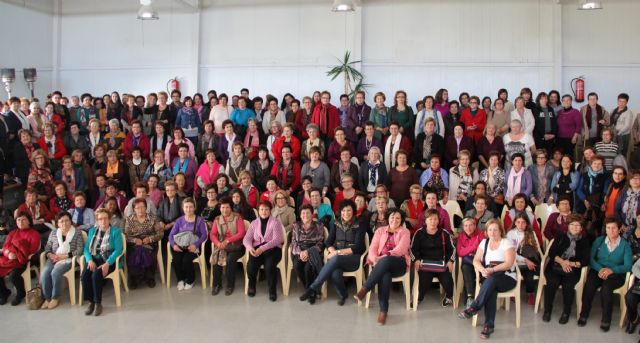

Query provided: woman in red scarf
[0,212,40,306]
[244,118,261,160]
[400,184,425,234]
[311,91,340,140]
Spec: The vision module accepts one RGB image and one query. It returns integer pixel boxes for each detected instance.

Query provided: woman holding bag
[168,198,208,291]
[124,199,164,289]
[40,212,84,309]
[210,198,246,296]
[411,209,456,307]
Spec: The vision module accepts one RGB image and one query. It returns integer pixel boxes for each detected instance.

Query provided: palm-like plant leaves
[326,50,365,94]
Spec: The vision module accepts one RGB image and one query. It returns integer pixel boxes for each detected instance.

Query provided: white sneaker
[184,283,194,290]
[177,281,185,291]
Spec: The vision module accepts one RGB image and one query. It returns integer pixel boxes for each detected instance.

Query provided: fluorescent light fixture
[137,0,159,20]
[578,0,603,10]
[332,0,355,12]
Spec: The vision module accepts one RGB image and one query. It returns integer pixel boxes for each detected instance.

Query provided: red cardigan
[37,137,67,160]
[460,108,487,144]
[270,159,301,193]
[271,135,301,162]
[123,132,151,159]
[311,104,340,139]
[456,229,485,258]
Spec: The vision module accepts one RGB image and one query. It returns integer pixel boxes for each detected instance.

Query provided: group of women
[0,87,639,339]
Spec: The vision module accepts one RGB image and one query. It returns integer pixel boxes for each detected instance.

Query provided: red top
[311,104,340,139]
[460,108,487,144]
[37,136,67,160]
[210,214,246,245]
[123,132,151,159]
[271,135,301,162]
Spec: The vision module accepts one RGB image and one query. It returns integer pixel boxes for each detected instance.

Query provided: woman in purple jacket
[168,198,208,290]
[243,200,285,301]
[556,94,583,159]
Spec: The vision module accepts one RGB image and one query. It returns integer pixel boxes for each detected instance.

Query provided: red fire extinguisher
[166,77,180,93]
[571,76,585,103]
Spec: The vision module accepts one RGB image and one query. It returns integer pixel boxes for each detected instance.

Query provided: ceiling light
[137,0,159,20]
[578,0,603,10]
[332,0,355,12]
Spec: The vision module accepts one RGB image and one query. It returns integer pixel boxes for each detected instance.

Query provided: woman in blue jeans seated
[458,218,517,340]
[299,199,365,305]
[354,208,411,326]
[40,212,85,309]
[81,208,123,317]
[578,217,632,332]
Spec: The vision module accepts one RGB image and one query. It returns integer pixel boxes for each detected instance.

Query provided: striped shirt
[595,141,618,172]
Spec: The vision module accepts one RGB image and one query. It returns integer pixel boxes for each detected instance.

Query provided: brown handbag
[25,284,44,310]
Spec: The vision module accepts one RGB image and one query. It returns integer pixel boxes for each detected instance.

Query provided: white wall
[0,2,53,101]
[2,0,640,110]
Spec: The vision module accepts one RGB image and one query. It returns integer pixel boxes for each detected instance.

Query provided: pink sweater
[243,217,284,252]
[368,226,411,268]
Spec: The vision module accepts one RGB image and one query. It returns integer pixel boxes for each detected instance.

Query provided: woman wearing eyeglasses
[272,190,296,234]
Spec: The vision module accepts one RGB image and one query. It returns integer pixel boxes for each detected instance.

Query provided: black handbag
[419,231,448,273]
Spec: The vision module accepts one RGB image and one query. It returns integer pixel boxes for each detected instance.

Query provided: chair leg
[534,282,545,313]
[515,294,521,328]
[620,293,627,328]
[365,287,372,308]
[200,262,207,290]
[412,274,419,311]
[166,246,172,289]
[575,291,583,320]
[403,277,410,311]
[505,297,510,311]
[279,266,287,296]
[121,270,129,293]
[113,274,122,307]
[67,274,76,305]
[157,251,165,285]
[285,265,292,297]
[355,273,362,305]
[322,281,328,300]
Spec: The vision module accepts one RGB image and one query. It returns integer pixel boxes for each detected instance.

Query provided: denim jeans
[40,259,72,300]
[471,273,517,328]
[309,253,360,299]
[363,256,406,313]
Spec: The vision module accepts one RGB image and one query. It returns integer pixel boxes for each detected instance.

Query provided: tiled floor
[0,276,636,343]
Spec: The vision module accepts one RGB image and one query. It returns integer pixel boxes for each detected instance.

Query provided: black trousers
[535,137,556,157]
[543,268,581,315]
[0,264,27,298]
[417,269,454,300]
[171,251,198,284]
[363,256,406,313]
[212,248,245,289]
[292,254,319,289]
[81,263,116,304]
[556,137,575,159]
[625,289,640,323]
[247,247,282,295]
[580,269,626,323]
[518,264,539,293]
[461,262,477,298]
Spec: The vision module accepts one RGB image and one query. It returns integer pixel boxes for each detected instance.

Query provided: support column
[552,1,563,93]
[51,0,62,90]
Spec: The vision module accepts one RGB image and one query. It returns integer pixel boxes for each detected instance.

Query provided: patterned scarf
[422,134,433,160]
[368,161,380,188]
[55,196,72,212]
[623,189,640,226]
[561,231,581,260]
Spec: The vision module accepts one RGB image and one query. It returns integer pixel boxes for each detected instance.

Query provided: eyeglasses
[275,197,286,200]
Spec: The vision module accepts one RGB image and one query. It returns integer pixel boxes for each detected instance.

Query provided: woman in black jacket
[533,92,558,156]
[412,118,445,172]
[542,214,590,324]
[411,209,456,306]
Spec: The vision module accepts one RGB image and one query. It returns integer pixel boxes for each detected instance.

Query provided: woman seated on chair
[81,208,123,316]
[458,218,517,340]
[457,217,485,308]
[543,195,572,241]
[0,212,40,306]
[40,212,84,309]
[412,209,456,307]
[504,153,533,208]
[354,208,410,326]
[400,184,425,234]
[124,199,164,289]
[542,214,590,324]
[210,198,246,296]
[290,205,325,302]
[624,257,640,333]
[503,193,543,247]
[168,198,207,291]
[506,212,541,306]
[243,200,284,301]
[301,200,366,305]
[272,190,296,234]
[578,217,632,332]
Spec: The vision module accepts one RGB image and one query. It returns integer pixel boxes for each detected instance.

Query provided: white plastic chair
[471,265,522,328]
[321,235,370,303]
[79,233,129,307]
[613,272,632,328]
[285,227,328,296]
[412,262,457,310]
[166,239,208,289]
[439,200,463,232]
[364,265,412,311]
[38,231,87,305]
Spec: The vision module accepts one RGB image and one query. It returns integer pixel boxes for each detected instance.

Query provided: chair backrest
[439,200,461,231]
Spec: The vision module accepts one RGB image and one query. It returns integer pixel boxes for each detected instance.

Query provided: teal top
[590,235,632,274]
[388,105,414,133]
[370,106,389,140]
[83,226,124,268]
